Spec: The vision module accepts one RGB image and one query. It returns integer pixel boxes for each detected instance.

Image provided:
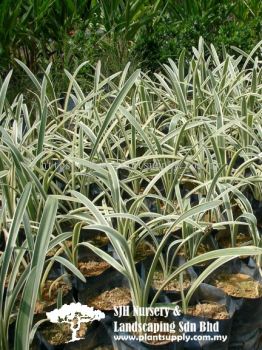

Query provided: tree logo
[46,302,106,342]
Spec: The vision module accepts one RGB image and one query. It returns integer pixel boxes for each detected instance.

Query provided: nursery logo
[46,302,105,343]
[112,306,228,344]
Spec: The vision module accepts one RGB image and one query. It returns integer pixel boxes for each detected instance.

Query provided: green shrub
[1,0,261,94]
[133,2,262,71]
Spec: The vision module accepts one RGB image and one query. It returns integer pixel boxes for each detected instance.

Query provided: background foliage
[0,0,261,94]
[0,1,262,347]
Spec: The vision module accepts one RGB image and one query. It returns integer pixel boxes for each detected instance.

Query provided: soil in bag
[35,319,112,350]
[34,278,73,315]
[78,228,109,251]
[208,258,262,350]
[140,255,197,302]
[179,283,235,350]
[78,270,132,322]
[72,246,114,293]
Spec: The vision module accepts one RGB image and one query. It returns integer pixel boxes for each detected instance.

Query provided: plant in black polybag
[206,258,262,350]
[70,180,262,349]
[176,283,235,350]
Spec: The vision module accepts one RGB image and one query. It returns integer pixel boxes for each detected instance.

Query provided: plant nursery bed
[152,271,191,291]
[80,229,109,248]
[135,241,155,261]
[180,284,234,350]
[177,242,212,258]
[88,287,131,311]
[217,232,252,249]
[73,250,114,292]
[35,279,72,314]
[186,302,229,319]
[36,319,112,349]
[41,322,88,346]
[211,273,262,298]
[2,36,262,350]
[78,260,111,277]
